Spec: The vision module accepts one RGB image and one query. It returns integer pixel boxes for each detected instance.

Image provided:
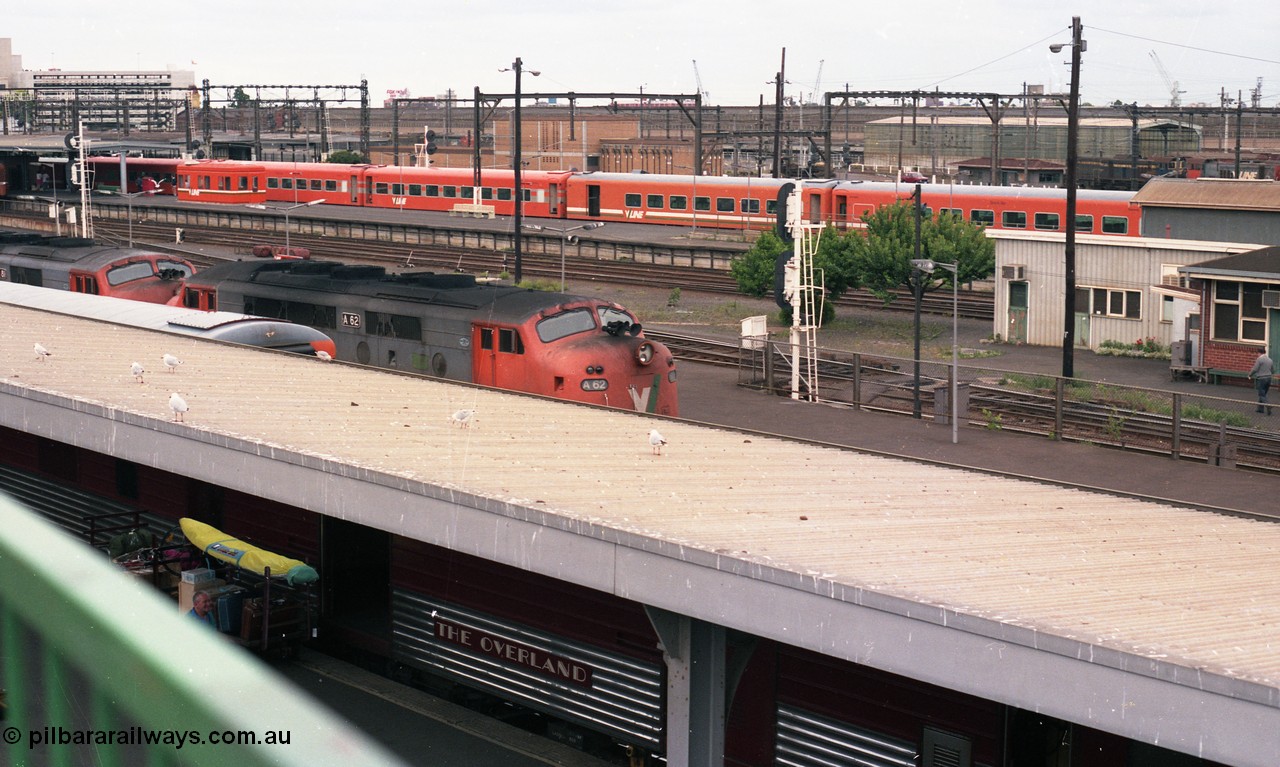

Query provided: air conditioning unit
[1263,290,1280,309]
[1001,265,1026,281]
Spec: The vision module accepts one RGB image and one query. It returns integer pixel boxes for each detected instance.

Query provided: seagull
[162,353,183,372]
[449,409,477,429]
[34,343,52,361]
[168,392,188,422]
[315,349,333,361]
[649,429,667,455]
[130,361,145,383]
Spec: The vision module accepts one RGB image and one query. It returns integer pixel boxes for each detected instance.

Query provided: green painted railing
[0,493,410,767]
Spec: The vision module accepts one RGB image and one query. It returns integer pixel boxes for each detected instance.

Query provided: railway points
[3,302,1280,766]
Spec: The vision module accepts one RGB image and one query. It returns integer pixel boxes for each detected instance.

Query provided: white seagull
[315,350,333,361]
[649,429,668,455]
[162,353,183,372]
[449,409,477,429]
[34,343,52,361]
[130,361,145,383]
[168,392,189,422]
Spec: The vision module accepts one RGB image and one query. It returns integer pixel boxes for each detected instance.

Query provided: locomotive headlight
[636,342,655,366]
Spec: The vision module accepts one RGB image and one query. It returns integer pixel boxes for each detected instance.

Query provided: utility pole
[773,48,785,178]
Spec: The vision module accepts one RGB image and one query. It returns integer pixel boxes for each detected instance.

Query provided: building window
[1212,281,1267,342]
[1082,286,1142,319]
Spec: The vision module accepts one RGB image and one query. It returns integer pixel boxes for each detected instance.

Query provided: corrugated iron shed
[1134,177,1280,211]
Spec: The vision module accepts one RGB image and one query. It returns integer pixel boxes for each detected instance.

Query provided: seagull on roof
[34,343,52,361]
[449,409,477,429]
[169,392,188,422]
[163,353,183,372]
[131,361,145,383]
[649,429,667,455]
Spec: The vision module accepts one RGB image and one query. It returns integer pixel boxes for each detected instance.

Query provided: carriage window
[325,180,338,192]
[940,208,963,219]
[481,187,494,200]
[1102,216,1129,235]
[408,184,422,196]
[1002,211,1027,229]
[237,175,250,191]
[425,185,439,197]
[267,177,280,189]
[281,178,294,190]
[537,308,597,343]
[695,196,711,212]
[443,186,457,198]
[646,194,664,209]
[1034,212,1060,231]
[496,188,513,201]
[766,200,778,215]
[716,197,734,213]
[670,195,688,210]
[461,186,474,198]
[310,179,323,191]
[625,193,642,207]
[741,198,761,214]
[392,183,405,195]
[1074,215,1095,233]
[971,209,994,226]
[374,182,389,194]
[499,328,524,354]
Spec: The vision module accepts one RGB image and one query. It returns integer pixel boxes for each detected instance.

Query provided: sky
[7,1,1280,109]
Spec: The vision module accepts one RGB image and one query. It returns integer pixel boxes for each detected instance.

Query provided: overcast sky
[8,1,1279,109]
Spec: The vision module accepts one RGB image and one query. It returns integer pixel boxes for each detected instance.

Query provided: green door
[1007,281,1028,344]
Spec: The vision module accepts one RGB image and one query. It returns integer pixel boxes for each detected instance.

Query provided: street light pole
[911,259,960,443]
[521,222,605,291]
[911,184,924,419]
[247,199,325,256]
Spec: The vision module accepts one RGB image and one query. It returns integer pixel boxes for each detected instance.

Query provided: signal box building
[1178,246,1280,377]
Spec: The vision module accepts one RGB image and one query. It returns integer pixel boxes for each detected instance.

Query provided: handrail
[0,493,410,767]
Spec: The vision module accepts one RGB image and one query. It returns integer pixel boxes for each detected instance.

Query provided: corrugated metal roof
[1133,177,1280,211]
[3,305,1279,743]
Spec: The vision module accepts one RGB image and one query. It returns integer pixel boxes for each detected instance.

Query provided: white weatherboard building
[988,230,1261,351]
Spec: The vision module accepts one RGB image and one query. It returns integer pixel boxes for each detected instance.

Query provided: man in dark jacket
[1249,350,1275,415]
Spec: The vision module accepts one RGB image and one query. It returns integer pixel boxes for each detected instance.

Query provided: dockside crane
[1149,51,1185,108]
[692,59,708,101]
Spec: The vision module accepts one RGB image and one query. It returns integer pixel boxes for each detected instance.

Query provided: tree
[729,229,788,297]
[847,202,994,303]
[326,149,367,164]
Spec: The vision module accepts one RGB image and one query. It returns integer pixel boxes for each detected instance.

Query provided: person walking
[1248,349,1275,415]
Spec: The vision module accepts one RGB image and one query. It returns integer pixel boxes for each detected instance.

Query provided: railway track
[91,219,995,321]
[647,330,1280,475]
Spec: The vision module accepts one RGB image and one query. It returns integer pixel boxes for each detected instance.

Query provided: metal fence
[740,340,1279,472]
[0,493,410,767]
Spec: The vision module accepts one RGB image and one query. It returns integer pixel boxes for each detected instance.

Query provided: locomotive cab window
[537,308,597,343]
